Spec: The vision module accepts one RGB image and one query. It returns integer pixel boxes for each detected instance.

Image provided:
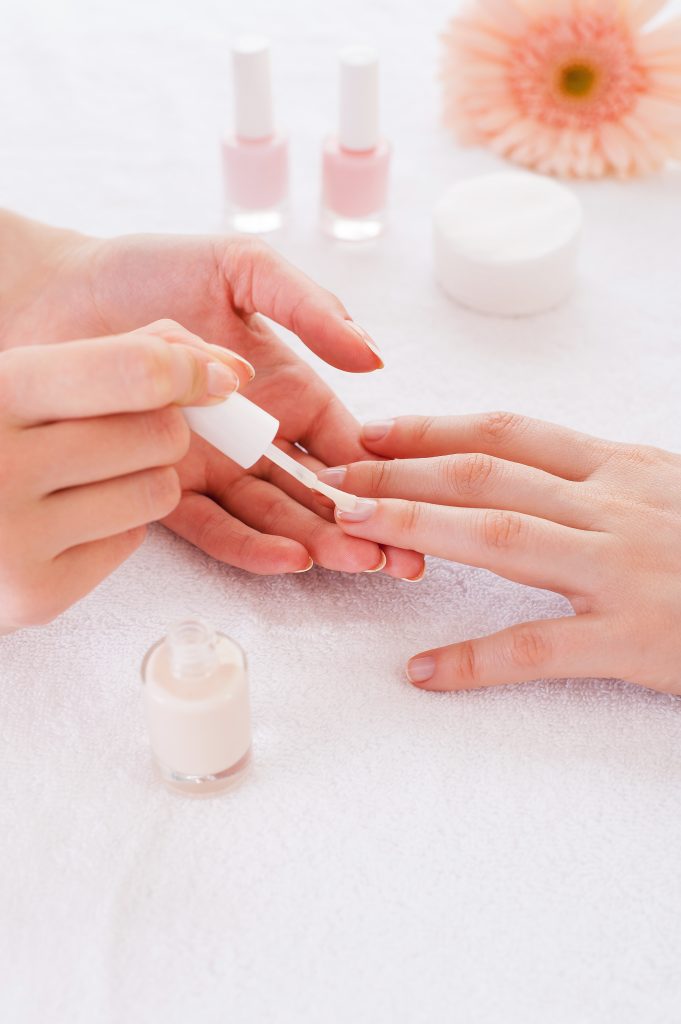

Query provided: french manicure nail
[206,361,239,398]
[400,565,426,583]
[208,344,255,381]
[336,498,377,523]
[345,321,384,367]
[407,656,436,684]
[362,551,387,573]
[362,420,394,443]
[317,466,347,488]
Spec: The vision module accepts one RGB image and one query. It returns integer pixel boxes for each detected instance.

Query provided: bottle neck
[167,618,219,680]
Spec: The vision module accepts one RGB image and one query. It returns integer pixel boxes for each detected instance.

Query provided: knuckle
[143,466,181,519]
[478,410,527,447]
[366,459,392,495]
[410,415,438,449]
[444,453,495,497]
[481,509,524,549]
[400,500,423,535]
[144,407,190,463]
[123,339,175,407]
[453,640,481,688]
[510,628,551,670]
[142,318,188,343]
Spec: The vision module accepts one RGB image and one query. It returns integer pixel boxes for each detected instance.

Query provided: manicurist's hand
[0,321,251,631]
[322,412,681,695]
[0,213,422,580]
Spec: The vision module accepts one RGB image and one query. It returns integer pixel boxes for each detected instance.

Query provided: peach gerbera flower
[441,0,681,177]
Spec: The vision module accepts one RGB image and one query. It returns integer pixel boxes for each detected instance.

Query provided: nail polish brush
[183,393,357,512]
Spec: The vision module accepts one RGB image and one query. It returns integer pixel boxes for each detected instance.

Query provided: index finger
[360,412,609,481]
[0,333,235,426]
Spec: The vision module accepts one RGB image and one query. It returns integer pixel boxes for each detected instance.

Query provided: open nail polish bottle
[321,45,391,241]
[222,35,289,233]
[141,618,251,796]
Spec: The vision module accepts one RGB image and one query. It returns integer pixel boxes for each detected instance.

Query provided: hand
[0,322,249,631]
[322,412,681,694]
[2,219,422,579]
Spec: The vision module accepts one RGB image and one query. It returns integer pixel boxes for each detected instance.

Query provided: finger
[361,412,611,481]
[25,407,191,494]
[320,455,593,529]
[34,527,147,626]
[131,319,255,389]
[162,490,313,575]
[43,467,182,554]
[335,499,602,592]
[257,442,426,580]
[208,467,387,574]
[1,332,239,426]
[405,615,611,691]
[221,239,383,372]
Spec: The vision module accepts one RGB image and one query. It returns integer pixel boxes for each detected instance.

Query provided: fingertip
[361,419,395,447]
[406,654,437,687]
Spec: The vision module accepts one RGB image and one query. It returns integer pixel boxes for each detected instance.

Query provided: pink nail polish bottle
[321,45,391,241]
[222,35,289,234]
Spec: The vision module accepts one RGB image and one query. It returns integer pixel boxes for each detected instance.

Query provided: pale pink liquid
[222,134,288,211]
[321,136,390,219]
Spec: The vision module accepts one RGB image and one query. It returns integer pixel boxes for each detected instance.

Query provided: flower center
[507,14,648,130]
[560,63,597,98]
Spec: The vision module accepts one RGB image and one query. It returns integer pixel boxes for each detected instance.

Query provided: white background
[2,1,681,1021]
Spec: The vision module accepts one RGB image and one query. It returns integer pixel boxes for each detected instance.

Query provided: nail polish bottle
[222,35,289,233]
[141,618,251,796]
[321,45,391,241]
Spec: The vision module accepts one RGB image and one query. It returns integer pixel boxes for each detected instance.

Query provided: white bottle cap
[231,35,275,141]
[432,172,583,317]
[338,45,379,152]
[183,392,278,469]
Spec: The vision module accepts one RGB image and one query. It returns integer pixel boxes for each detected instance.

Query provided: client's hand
[323,412,681,694]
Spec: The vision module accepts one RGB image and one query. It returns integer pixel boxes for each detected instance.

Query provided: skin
[0,212,424,600]
[0,322,251,630]
[322,412,681,696]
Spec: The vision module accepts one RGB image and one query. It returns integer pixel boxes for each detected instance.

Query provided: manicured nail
[362,420,394,443]
[317,466,347,488]
[362,550,386,574]
[293,557,314,573]
[401,564,426,583]
[206,362,239,397]
[208,344,255,381]
[345,321,384,368]
[336,498,377,523]
[407,656,436,685]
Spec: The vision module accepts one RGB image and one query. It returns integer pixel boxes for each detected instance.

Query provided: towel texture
[2,1,681,1022]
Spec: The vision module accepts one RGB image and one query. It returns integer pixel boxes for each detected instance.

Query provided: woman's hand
[322,412,681,695]
[0,321,249,631]
[0,217,422,579]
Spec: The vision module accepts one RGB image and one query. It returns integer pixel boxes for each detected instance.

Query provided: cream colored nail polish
[141,618,251,796]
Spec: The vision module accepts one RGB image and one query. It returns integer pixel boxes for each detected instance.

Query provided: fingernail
[362,550,386,574]
[206,361,239,398]
[317,466,347,488]
[362,420,394,443]
[293,557,314,573]
[407,656,436,685]
[345,321,384,368]
[336,498,377,523]
[208,345,255,381]
[401,565,426,583]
